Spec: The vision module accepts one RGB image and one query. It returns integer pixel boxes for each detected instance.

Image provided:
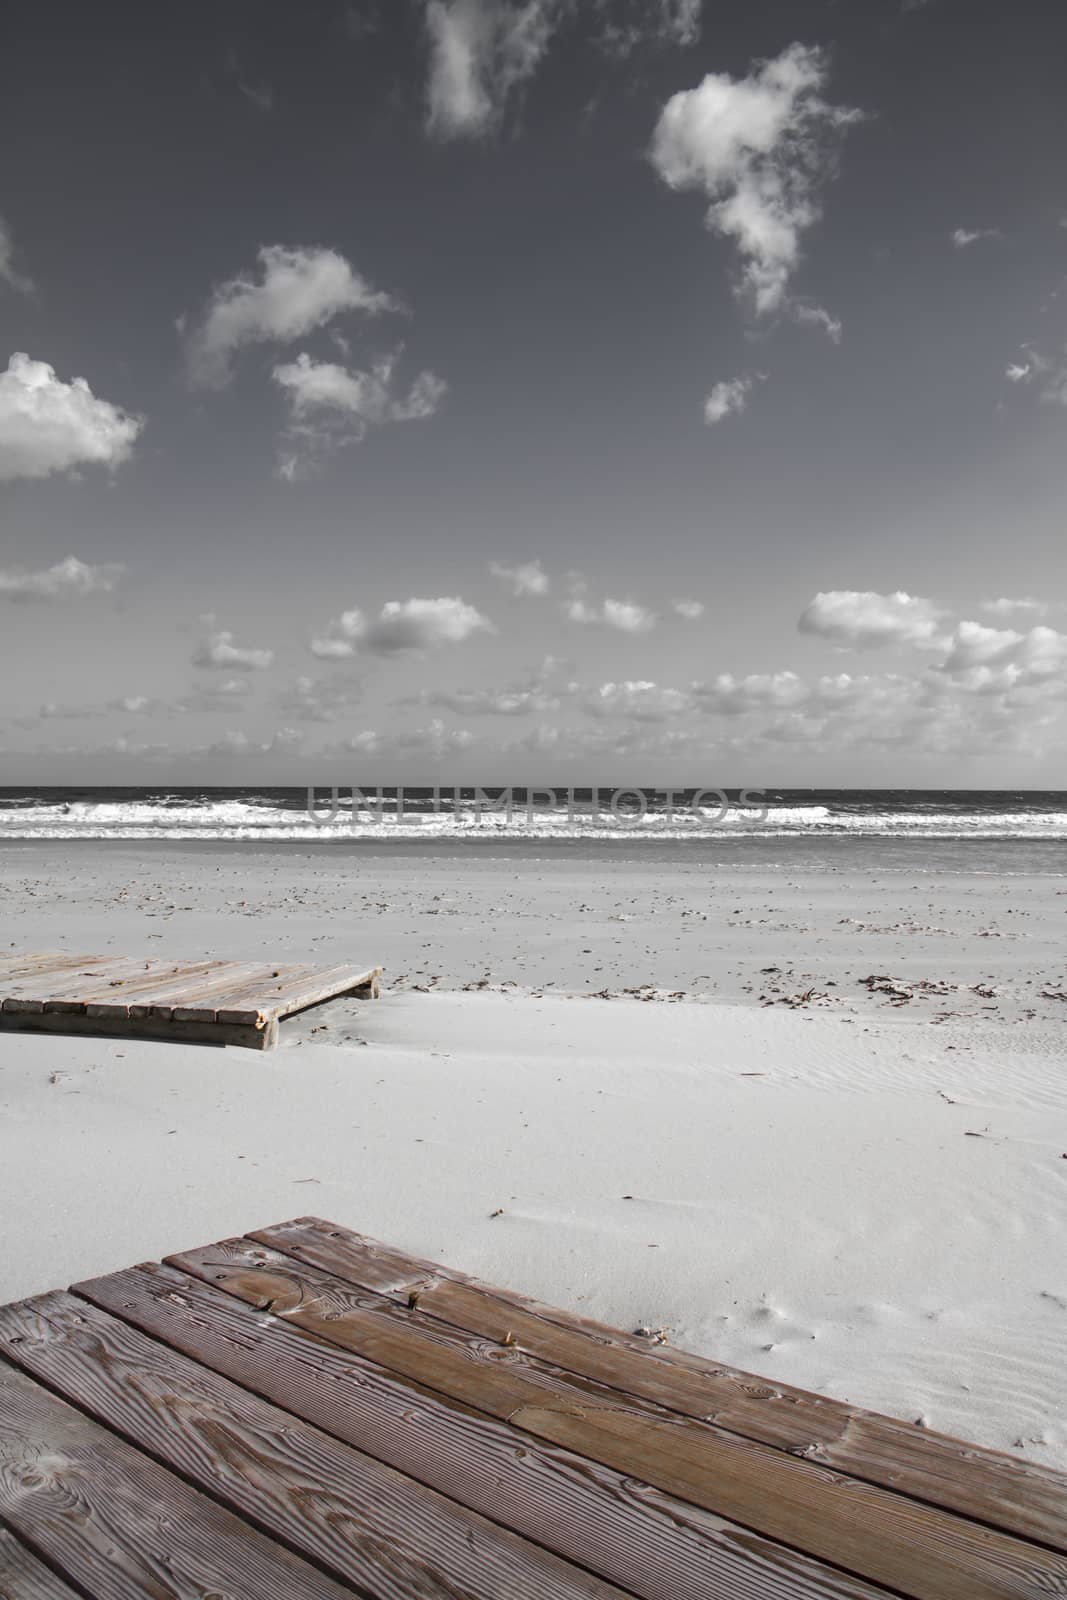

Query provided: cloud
[673,598,704,619]
[312,595,495,657]
[565,595,656,632]
[278,674,364,723]
[593,0,703,55]
[981,596,1048,619]
[692,670,809,714]
[422,0,706,139]
[423,0,562,139]
[409,682,560,714]
[798,589,947,649]
[207,727,305,758]
[937,621,1067,693]
[791,302,842,342]
[0,555,124,601]
[1002,345,1067,407]
[703,374,756,425]
[225,52,274,111]
[952,226,999,249]
[332,718,477,759]
[194,630,275,670]
[649,43,859,315]
[186,245,397,386]
[272,350,446,475]
[0,217,33,294]
[489,558,549,596]
[587,680,690,720]
[0,353,142,481]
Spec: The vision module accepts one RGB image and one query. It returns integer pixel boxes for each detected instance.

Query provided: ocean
[3,787,1067,845]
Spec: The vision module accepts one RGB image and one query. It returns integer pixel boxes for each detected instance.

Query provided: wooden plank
[175,963,318,1024]
[197,963,380,1026]
[211,960,382,1024]
[85,959,231,1017]
[165,1235,1067,1600]
[256,1216,1067,1557]
[0,1528,81,1600]
[120,960,272,1019]
[41,958,166,1014]
[266,963,382,1019]
[75,1261,893,1600]
[0,960,127,1015]
[0,1009,277,1050]
[0,1295,624,1600]
[78,957,226,1016]
[0,1359,355,1600]
[0,954,98,982]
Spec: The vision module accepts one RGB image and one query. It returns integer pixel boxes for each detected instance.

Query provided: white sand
[1,842,1065,1469]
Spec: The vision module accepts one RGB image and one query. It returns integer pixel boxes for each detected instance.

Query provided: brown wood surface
[0,1359,355,1600]
[0,1294,624,1600]
[75,1260,894,1600]
[0,960,123,1014]
[41,959,164,1013]
[0,1529,81,1600]
[255,1216,1067,1556]
[186,963,318,1023]
[207,963,381,1025]
[128,960,279,1018]
[82,958,227,1017]
[167,1234,1067,1600]
[0,1009,277,1050]
[0,954,96,981]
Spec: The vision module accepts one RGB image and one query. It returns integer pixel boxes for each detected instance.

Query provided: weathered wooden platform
[0,952,380,1050]
[1,1219,1066,1599]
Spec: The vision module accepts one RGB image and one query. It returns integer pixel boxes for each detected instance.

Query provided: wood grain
[167,1235,1067,1600]
[255,1215,1067,1555]
[81,958,226,1017]
[0,1295,622,1600]
[0,1528,81,1600]
[0,1010,277,1050]
[0,1358,354,1600]
[129,961,278,1019]
[74,1260,893,1600]
[210,963,382,1025]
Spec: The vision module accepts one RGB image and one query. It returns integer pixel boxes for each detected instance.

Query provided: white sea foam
[3,793,1067,841]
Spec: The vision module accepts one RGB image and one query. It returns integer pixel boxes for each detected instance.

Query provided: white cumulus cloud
[186,245,397,386]
[0,555,124,600]
[490,558,549,596]
[798,589,947,649]
[0,353,142,481]
[273,350,446,475]
[587,680,690,720]
[312,596,494,657]
[566,595,657,632]
[649,43,859,314]
[703,374,756,425]
[194,630,275,670]
[673,598,704,619]
[423,0,562,139]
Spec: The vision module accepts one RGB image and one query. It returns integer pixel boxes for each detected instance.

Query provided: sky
[3,0,1067,786]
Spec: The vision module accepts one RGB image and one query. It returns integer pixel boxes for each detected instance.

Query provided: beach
[1,835,1065,1473]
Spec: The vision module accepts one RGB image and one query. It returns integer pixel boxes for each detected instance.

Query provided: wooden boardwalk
[0,952,380,1050]
[1,1219,1066,1598]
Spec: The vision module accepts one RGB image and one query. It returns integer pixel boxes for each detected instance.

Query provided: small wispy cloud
[952,226,1000,249]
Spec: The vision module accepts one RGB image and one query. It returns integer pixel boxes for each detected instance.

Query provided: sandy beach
[1,838,1065,1474]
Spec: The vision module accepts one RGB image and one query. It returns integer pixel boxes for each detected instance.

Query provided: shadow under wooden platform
[1,1216,1066,1599]
[0,951,380,1050]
